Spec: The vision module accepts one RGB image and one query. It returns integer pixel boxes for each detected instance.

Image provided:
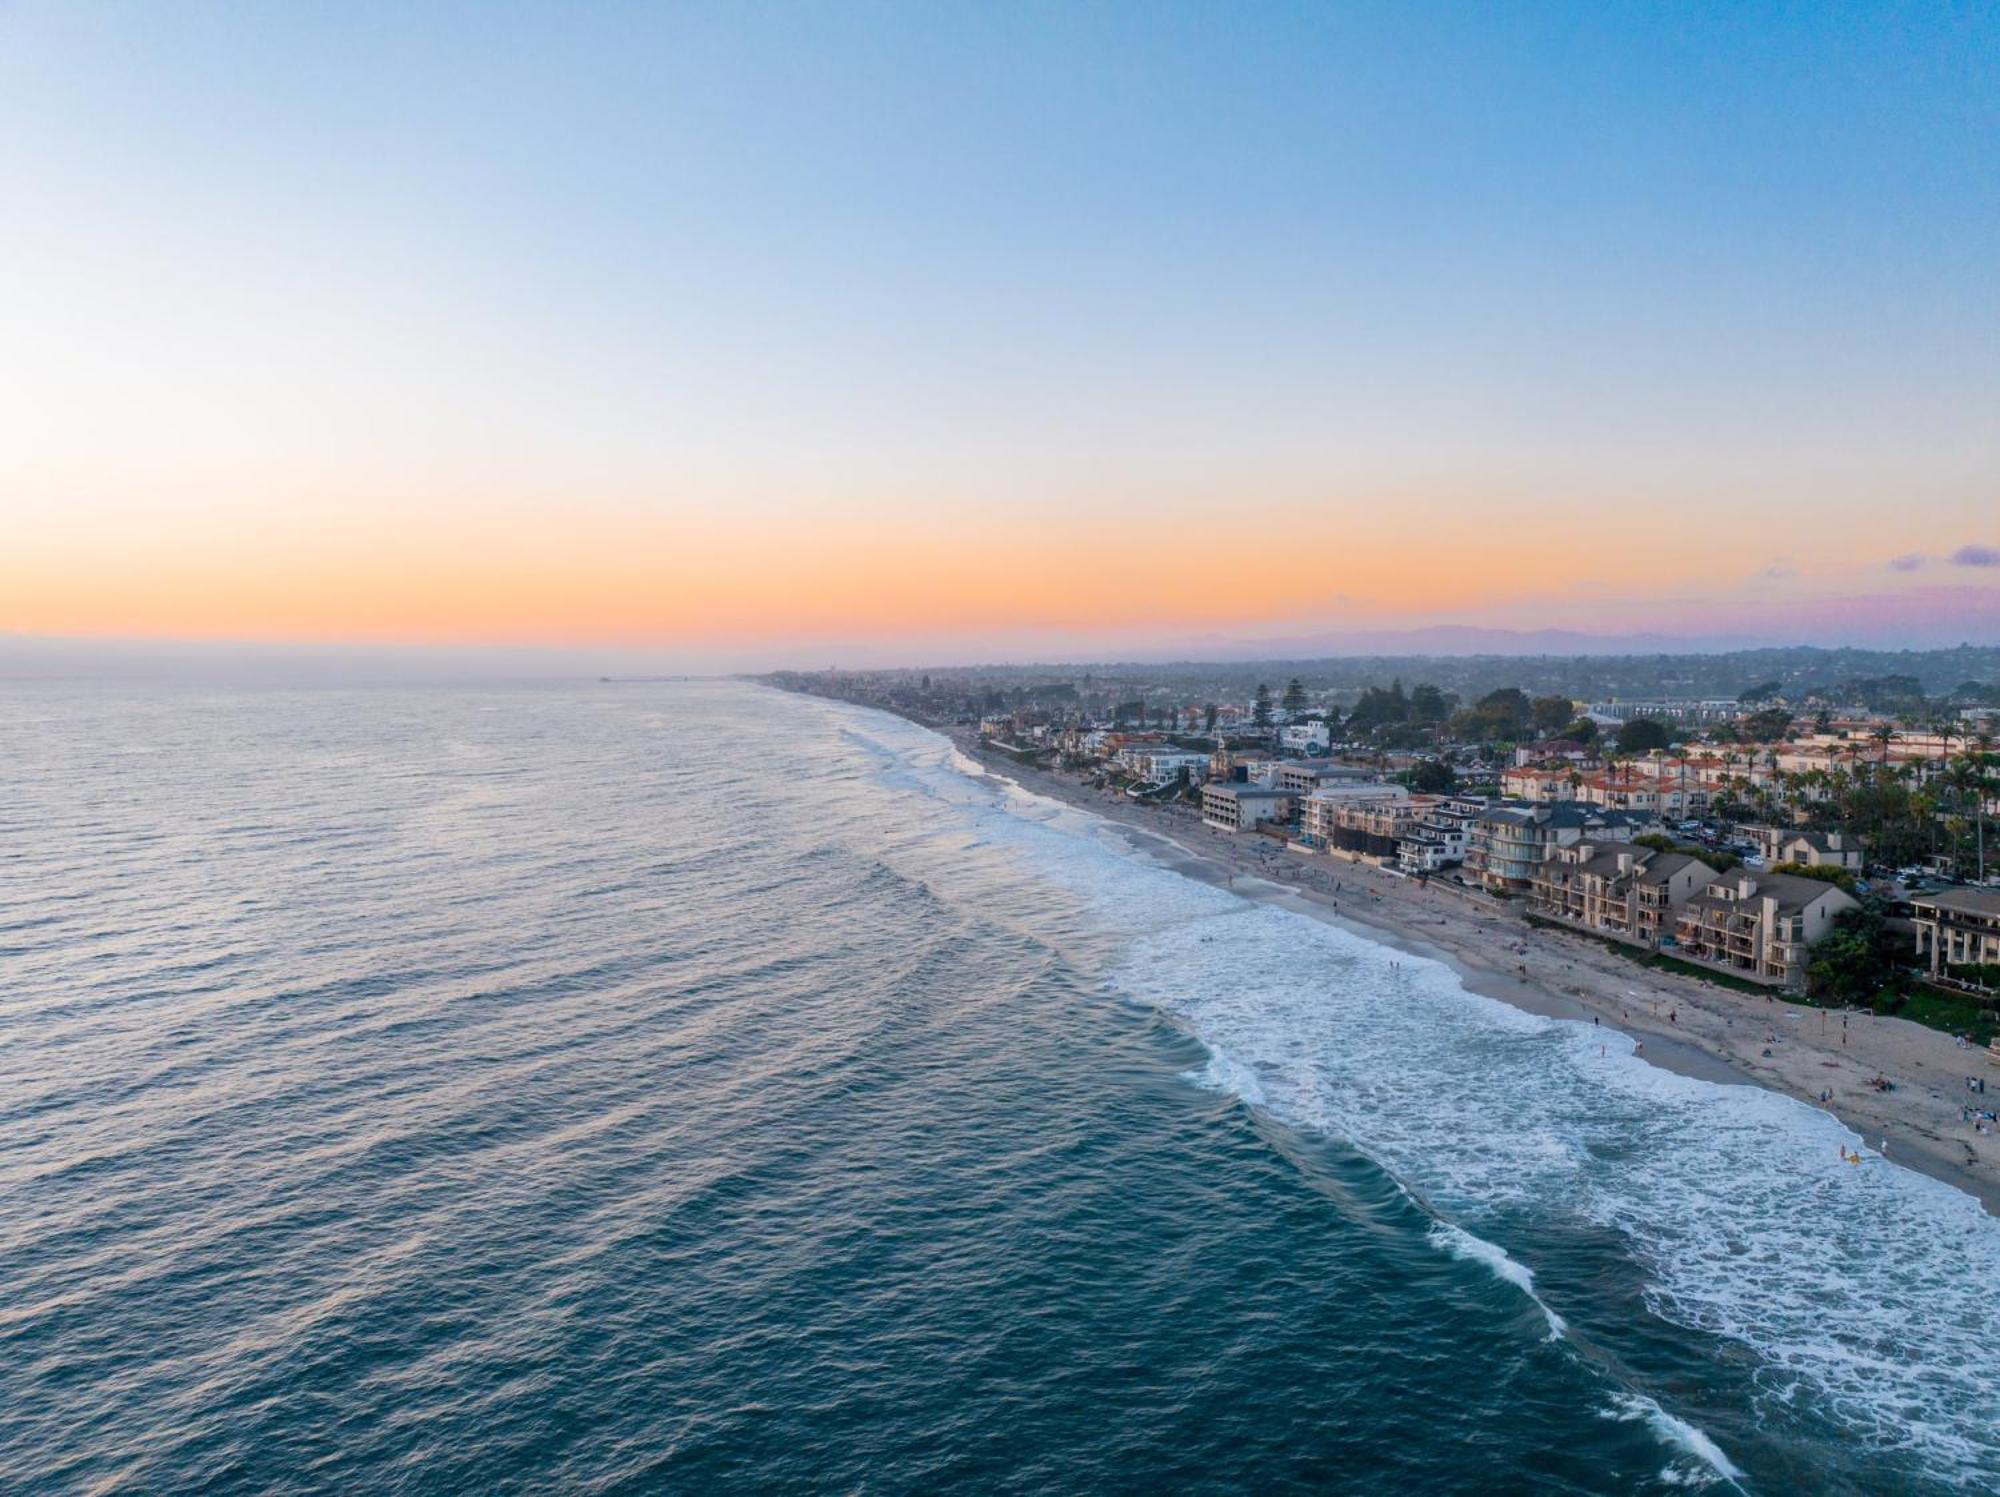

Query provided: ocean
[2,679,1994,1494]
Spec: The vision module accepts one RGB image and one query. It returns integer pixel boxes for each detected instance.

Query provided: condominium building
[1750,826,1865,872]
[1322,797,1425,859]
[1396,795,1487,875]
[1301,782,1411,846]
[1671,870,1858,988]
[1201,783,1295,833]
[1466,803,1662,895]
[1910,888,2000,976]
[1527,840,1717,947]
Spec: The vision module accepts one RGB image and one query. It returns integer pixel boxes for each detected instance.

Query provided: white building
[1201,783,1295,833]
[1279,722,1332,754]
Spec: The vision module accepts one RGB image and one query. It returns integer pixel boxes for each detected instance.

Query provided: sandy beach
[949,729,2000,1216]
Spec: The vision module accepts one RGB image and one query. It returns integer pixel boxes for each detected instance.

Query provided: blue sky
[2,2,1995,660]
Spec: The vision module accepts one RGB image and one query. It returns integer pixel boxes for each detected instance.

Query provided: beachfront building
[1750,826,1865,872]
[1126,749,1208,786]
[1201,783,1295,834]
[1527,841,1717,948]
[1301,782,1410,847]
[1277,760,1374,796]
[1671,870,1858,988]
[1466,803,1662,895]
[1396,796,1487,875]
[1323,797,1426,860]
[1910,888,2000,976]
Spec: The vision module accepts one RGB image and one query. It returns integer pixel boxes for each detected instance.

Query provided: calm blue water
[3,680,1995,1494]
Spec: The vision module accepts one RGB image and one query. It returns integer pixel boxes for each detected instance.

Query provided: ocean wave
[860,713,2000,1490]
[1427,1221,1565,1340]
[1602,1392,1743,1487]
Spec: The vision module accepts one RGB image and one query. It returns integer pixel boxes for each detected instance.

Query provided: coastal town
[769,654,2000,1207]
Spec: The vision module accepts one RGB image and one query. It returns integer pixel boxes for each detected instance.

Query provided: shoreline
[898,715,2000,1215]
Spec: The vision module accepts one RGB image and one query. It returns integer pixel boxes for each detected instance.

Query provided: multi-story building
[1500,765,1580,803]
[1323,797,1425,859]
[1396,795,1487,875]
[1910,888,2000,976]
[1279,722,1332,754]
[1527,840,1717,947]
[1751,826,1865,872]
[1201,784,1295,833]
[1466,803,1662,895]
[1671,870,1858,987]
[1300,782,1410,846]
[1128,749,1208,786]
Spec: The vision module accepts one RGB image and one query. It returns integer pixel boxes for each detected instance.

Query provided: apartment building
[1527,840,1717,947]
[1201,783,1295,833]
[1323,797,1426,859]
[1500,765,1580,803]
[1671,870,1858,988]
[1126,749,1208,786]
[1467,803,1662,895]
[1396,796,1487,874]
[1750,826,1865,872]
[1301,782,1411,846]
[1910,888,2000,976]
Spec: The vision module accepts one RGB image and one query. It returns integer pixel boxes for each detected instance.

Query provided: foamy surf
[1428,1222,1566,1339]
[1603,1392,1744,1486]
[847,706,2000,1489]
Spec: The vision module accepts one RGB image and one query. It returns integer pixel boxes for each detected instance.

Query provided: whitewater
[846,703,2000,1492]
[5,678,1994,1496]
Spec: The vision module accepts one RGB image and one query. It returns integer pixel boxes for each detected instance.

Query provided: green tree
[1615,717,1670,754]
[1252,683,1273,729]
[1737,680,1783,704]
[1281,678,1307,716]
[1806,906,1901,1007]
[1405,758,1458,794]
[1739,706,1793,742]
[1202,702,1219,735]
[1529,695,1575,735]
[1561,717,1600,744]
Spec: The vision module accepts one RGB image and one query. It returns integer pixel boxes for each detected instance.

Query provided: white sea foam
[851,708,2000,1488]
[1428,1222,1565,1339]
[1602,1392,1743,1485]
[1183,1048,1267,1108]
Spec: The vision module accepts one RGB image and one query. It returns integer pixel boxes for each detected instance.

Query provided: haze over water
[3,681,1996,1494]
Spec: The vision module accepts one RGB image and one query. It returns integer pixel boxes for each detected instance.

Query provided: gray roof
[1914,888,2000,916]
[1690,870,1851,915]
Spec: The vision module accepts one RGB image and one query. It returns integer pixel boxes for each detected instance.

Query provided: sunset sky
[3,2,1996,666]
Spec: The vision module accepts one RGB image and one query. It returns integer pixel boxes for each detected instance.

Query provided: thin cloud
[1950,543,2000,568]
[1756,560,1798,580]
[1887,553,1928,572]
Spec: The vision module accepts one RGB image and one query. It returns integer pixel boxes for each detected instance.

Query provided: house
[1500,765,1579,803]
[1671,870,1858,987]
[1201,783,1295,833]
[1511,738,1590,767]
[1466,803,1662,895]
[1527,841,1717,947]
[1910,888,2000,976]
[1279,722,1332,754]
[1751,826,1865,872]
